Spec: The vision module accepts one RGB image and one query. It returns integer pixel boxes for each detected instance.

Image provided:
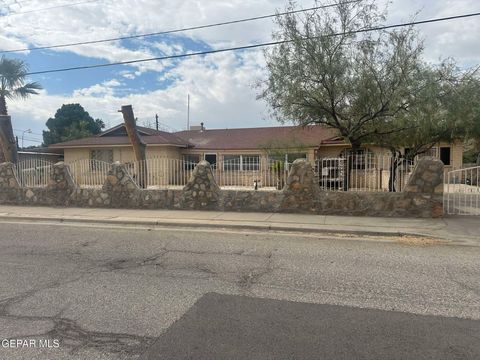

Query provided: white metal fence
[315,154,415,192]
[15,159,54,187]
[444,166,480,215]
[68,159,111,188]
[126,158,197,189]
[62,154,422,192]
[212,158,290,190]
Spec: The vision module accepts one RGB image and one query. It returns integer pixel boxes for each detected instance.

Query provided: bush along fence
[0,157,444,217]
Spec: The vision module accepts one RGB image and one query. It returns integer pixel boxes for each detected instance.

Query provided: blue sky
[0,0,479,147]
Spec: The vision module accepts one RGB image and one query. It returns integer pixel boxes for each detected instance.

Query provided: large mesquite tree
[259,0,425,154]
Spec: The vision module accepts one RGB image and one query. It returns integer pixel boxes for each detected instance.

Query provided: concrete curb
[0,214,437,239]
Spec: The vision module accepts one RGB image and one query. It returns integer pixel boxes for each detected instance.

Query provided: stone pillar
[0,115,18,163]
[280,159,319,212]
[48,162,76,190]
[104,162,139,192]
[0,162,20,189]
[180,160,220,209]
[404,157,444,195]
[0,162,22,204]
[103,162,139,207]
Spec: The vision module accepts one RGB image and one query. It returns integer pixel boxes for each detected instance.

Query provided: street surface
[0,221,478,359]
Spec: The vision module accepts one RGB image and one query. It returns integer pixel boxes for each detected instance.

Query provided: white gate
[15,159,54,187]
[444,166,480,215]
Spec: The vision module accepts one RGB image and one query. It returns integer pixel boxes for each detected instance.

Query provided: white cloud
[2,0,480,147]
[1,0,479,67]
[8,50,274,145]
[72,78,123,97]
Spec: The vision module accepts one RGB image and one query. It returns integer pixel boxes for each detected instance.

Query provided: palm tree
[0,56,41,163]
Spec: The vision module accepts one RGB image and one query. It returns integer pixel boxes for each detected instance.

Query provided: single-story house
[48,123,463,190]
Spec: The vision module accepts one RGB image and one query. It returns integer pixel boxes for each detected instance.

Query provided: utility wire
[18,137,43,143]
[1,0,362,54]
[13,128,43,136]
[0,0,100,18]
[26,11,480,76]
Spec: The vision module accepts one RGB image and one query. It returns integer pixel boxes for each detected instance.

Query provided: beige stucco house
[49,123,463,189]
[50,123,463,168]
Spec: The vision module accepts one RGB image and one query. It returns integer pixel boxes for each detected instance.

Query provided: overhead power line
[19,137,43,143]
[13,128,43,136]
[1,0,362,54]
[25,11,480,76]
[0,0,101,18]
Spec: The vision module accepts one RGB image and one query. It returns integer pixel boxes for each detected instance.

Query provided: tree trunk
[119,105,147,188]
[0,115,18,163]
[0,95,8,115]
[388,149,400,192]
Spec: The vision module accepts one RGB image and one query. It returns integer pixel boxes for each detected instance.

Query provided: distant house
[49,124,189,164]
[18,148,63,163]
[0,146,63,164]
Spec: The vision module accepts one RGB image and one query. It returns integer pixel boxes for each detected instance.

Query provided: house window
[242,155,260,171]
[269,153,307,172]
[415,147,438,159]
[204,154,217,169]
[223,155,260,171]
[183,154,200,170]
[223,155,241,171]
[90,149,113,163]
[440,147,451,166]
[340,149,374,170]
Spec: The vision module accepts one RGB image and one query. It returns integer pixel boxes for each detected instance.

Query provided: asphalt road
[141,293,480,360]
[0,221,478,359]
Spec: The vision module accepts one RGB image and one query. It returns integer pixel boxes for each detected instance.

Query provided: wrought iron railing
[125,158,197,189]
[68,159,111,188]
[315,154,416,192]
[444,166,480,215]
[15,159,54,187]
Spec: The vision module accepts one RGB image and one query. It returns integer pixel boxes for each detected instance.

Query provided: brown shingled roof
[49,124,338,150]
[174,125,337,150]
[49,125,190,148]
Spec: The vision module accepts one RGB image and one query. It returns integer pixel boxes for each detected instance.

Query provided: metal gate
[444,166,480,215]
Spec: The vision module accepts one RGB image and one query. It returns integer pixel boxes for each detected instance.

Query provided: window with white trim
[223,155,260,171]
[183,154,200,170]
[90,149,113,163]
[242,155,260,171]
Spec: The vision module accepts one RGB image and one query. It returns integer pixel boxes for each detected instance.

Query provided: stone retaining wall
[0,158,444,218]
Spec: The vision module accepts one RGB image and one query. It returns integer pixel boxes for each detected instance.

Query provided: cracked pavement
[0,221,479,359]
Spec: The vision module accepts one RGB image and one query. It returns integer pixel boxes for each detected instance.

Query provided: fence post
[104,162,139,192]
[0,162,20,189]
[280,159,319,212]
[180,160,220,209]
[48,162,76,190]
[404,157,444,195]
[0,162,21,204]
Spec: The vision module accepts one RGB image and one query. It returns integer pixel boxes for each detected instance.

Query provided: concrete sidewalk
[0,205,477,245]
